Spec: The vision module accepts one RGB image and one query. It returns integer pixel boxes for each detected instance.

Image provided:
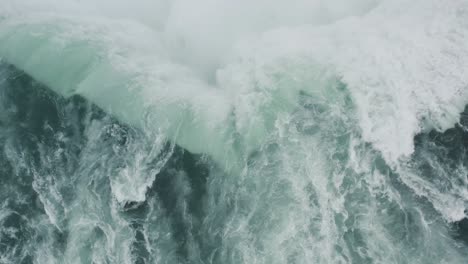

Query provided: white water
[1,0,468,263]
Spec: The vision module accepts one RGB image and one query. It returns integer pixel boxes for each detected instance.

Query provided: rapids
[1,0,468,263]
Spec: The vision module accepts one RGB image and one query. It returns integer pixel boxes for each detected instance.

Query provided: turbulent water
[1,0,468,263]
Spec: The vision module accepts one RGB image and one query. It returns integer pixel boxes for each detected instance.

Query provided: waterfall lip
[0,14,341,176]
[1,0,468,207]
[2,1,468,263]
[3,0,468,169]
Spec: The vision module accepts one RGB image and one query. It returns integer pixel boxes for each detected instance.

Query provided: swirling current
[1,1,468,263]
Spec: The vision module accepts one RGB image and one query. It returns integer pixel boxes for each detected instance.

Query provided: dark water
[0,65,214,263]
[1,65,468,263]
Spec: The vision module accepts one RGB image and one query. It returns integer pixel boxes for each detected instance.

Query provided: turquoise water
[1,1,468,263]
[0,65,467,263]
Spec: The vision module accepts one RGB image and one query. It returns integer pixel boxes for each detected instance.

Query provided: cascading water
[1,0,468,263]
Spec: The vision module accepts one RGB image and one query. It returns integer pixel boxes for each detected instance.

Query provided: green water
[1,1,468,263]
[0,65,467,263]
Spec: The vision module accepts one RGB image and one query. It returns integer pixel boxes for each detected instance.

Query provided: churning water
[1,0,468,263]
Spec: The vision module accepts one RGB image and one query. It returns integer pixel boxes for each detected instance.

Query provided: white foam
[1,0,468,262]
